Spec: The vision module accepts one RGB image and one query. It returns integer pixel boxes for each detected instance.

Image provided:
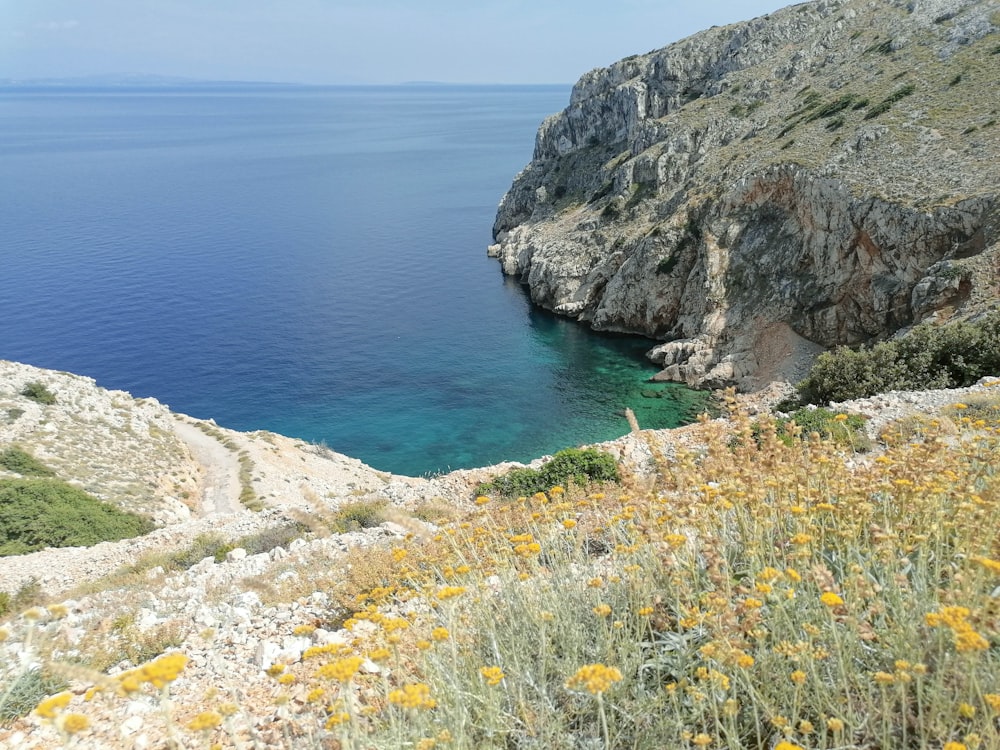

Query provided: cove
[0,84,709,476]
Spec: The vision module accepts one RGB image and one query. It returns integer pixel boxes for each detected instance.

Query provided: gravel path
[172,417,242,516]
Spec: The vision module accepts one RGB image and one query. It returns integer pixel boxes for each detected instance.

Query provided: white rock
[120,715,144,736]
[253,640,282,670]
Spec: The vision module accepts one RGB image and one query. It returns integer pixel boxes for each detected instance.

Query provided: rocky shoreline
[489,0,999,390]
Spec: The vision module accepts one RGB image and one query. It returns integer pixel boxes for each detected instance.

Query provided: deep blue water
[0,85,705,476]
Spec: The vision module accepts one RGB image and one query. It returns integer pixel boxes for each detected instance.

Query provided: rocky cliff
[490,0,1000,389]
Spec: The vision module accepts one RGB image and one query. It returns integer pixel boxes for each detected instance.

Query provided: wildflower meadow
[9,389,1000,748]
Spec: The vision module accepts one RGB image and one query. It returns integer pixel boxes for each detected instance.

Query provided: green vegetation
[475,447,620,500]
[19,381,56,405]
[773,407,869,450]
[0,446,55,477]
[866,38,895,55]
[797,311,1000,404]
[655,255,679,275]
[0,478,154,556]
[237,450,262,511]
[0,668,67,726]
[154,524,310,569]
[0,577,46,616]
[864,83,916,120]
[805,93,857,122]
[327,500,389,532]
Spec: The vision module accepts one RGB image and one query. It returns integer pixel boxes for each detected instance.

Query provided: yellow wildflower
[317,655,364,683]
[958,703,976,719]
[826,717,845,733]
[972,556,1000,575]
[325,712,351,728]
[820,592,844,607]
[60,713,89,735]
[593,604,612,617]
[431,627,450,641]
[140,652,188,688]
[692,733,713,746]
[790,670,807,685]
[480,666,505,686]
[435,586,467,601]
[35,692,72,719]
[388,683,437,710]
[565,663,622,695]
[188,711,222,732]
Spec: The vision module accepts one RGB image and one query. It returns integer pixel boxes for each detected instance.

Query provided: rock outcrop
[490,0,1000,389]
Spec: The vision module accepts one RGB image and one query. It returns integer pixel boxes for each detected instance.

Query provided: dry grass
[14,390,1000,748]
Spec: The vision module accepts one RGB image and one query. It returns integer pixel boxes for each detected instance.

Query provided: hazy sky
[1,1,789,85]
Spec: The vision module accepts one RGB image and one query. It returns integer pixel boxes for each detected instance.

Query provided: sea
[0,84,707,476]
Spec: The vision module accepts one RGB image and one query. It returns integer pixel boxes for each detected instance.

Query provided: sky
[1,1,790,85]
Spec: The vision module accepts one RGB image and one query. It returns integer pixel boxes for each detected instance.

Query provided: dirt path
[172,417,243,515]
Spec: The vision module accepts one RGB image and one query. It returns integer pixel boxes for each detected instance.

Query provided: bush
[0,478,154,556]
[863,83,915,120]
[233,522,310,555]
[164,533,231,569]
[476,447,620,499]
[330,500,389,532]
[798,311,1000,403]
[0,446,55,477]
[779,408,870,449]
[19,381,56,405]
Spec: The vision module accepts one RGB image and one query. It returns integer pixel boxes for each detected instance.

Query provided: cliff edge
[490,0,1000,390]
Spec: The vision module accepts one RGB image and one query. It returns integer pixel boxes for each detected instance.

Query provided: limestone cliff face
[490,0,1000,389]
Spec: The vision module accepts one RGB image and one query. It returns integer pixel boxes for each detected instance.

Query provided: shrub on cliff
[475,447,620,499]
[19,381,56,405]
[0,478,154,556]
[0,446,55,477]
[798,311,1000,403]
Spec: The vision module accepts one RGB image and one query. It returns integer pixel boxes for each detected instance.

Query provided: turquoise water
[0,85,707,476]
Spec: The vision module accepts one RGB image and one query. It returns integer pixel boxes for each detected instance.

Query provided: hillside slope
[490,0,1000,390]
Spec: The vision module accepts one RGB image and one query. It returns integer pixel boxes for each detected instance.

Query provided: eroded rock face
[490,0,1000,389]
